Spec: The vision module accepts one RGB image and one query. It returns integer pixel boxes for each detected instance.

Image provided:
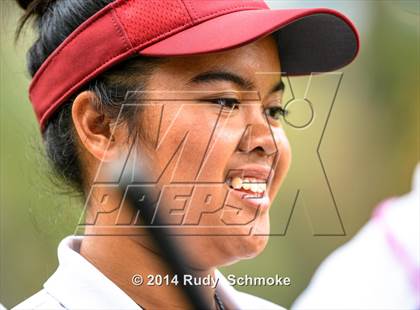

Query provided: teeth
[229,177,266,194]
[231,177,243,189]
[251,183,259,193]
[242,179,251,190]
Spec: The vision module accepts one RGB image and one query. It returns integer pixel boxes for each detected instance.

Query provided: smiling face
[74,35,291,270]
[129,35,291,268]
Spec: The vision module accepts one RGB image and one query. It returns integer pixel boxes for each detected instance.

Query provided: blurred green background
[1,0,418,308]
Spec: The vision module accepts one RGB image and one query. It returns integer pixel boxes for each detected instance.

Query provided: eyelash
[264,106,288,121]
[207,98,240,109]
[206,97,288,121]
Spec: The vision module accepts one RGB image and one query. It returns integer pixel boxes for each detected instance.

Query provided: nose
[236,120,277,156]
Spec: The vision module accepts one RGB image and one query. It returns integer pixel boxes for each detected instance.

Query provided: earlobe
[71,91,120,162]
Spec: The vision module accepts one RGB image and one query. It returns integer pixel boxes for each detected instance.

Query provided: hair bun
[16,0,56,38]
[16,0,34,10]
[16,0,54,13]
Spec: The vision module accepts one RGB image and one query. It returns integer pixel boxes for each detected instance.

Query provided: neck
[80,234,218,309]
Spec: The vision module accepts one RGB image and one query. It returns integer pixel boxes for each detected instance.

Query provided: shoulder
[12,289,65,310]
[234,290,286,309]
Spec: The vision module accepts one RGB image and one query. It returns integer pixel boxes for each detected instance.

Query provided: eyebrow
[187,70,285,94]
[271,79,285,93]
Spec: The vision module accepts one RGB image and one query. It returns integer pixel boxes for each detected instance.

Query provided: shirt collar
[43,235,243,309]
[44,236,141,309]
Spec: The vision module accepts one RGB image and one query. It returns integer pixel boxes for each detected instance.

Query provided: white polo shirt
[13,236,284,309]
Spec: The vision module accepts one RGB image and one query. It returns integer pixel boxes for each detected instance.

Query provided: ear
[71,91,124,162]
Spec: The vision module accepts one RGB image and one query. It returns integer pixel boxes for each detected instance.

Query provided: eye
[206,98,240,109]
[264,106,288,121]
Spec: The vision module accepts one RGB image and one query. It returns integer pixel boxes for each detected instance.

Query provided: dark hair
[16,0,162,194]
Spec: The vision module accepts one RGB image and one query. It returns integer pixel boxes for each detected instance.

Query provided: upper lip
[225,164,274,184]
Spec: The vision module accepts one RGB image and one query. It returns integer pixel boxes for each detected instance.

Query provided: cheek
[140,103,230,182]
[192,113,245,182]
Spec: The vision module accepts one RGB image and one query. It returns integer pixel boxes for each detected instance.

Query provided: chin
[214,234,269,268]
[240,233,270,258]
[177,212,271,269]
[217,218,270,266]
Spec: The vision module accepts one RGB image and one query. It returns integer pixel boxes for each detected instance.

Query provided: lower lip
[225,183,271,210]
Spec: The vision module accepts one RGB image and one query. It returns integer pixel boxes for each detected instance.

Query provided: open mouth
[226,176,267,198]
[223,165,274,209]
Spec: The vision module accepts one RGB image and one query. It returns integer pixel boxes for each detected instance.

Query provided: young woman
[13,0,359,309]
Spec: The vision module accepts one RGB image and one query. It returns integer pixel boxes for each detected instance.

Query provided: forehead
[150,35,281,89]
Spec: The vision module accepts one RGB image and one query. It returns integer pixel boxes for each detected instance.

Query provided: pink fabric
[373,199,420,299]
